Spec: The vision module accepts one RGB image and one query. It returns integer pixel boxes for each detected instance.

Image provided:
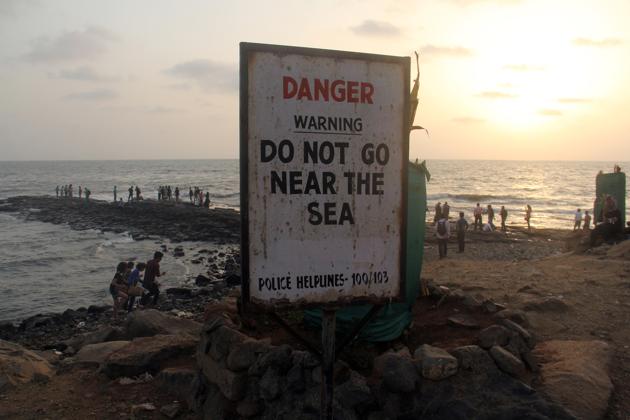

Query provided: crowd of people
[109,251,165,320]
[55,184,91,201]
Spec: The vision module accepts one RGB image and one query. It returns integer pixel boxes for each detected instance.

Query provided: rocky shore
[0,195,240,242]
[1,195,629,419]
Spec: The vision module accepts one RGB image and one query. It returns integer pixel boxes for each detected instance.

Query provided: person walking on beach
[456,212,469,253]
[68,184,73,198]
[434,202,442,225]
[487,204,495,230]
[189,187,193,204]
[525,204,532,231]
[204,192,211,208]
[55,186,59,198]
[500,206,508,232]
[583,210,592,230]
[573,208,582,231]
[473,203,482,231]
[175,187,180,202]
[141,251,164,306]
[436,214,450,259]
[128,186,133,202]
[110,262,129,321]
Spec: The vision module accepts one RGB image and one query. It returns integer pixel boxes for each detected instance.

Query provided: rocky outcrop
[71,341,130,367]
[0,340,55,390]
[534,340,613,420]
[124,309,202,339]
[102,334,197,378]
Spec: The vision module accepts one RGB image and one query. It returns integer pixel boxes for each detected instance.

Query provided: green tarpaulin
[595,172,626,225]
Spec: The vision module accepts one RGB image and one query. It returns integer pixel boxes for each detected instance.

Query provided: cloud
[451,116,485,124]
[164,59,237,93]
[64,89,117,101]
[558,97,592,104]
[25,26,117,62]
[475,91,517,99]
[51,66,116,82]
[446,0,522,6]
[572,38,623,47]
[421,44,473,58]
[350,20,401,37]
[503,64,544,72]
[146,106,182,114]
[538,109,562,116]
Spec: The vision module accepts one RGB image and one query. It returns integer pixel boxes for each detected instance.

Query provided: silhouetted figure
[128,186,133,202]
[487,204,495,230]
[434,202,442,225]
[204,192,210,208]
[456,212,469,252]
[573,208,582,231]
[500,206,508,232]
[114,185,117,202]
[141,251,164,306]
[525,204,532,231]
[175,187,180,202]
[583,211,591,230]
[442,202,450,220]
[135,186,141,201]
[55,186,59,198]
[473,203,482,231]
[189,187,193,203]
[436,215,450,259]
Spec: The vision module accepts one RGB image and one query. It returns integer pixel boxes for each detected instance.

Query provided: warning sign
[240,43,409,307]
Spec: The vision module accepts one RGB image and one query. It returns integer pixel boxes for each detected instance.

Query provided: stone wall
[195,315,575,420]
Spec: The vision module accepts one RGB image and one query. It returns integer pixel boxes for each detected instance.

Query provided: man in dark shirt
[456,212,469,252]
[141,251,164,305]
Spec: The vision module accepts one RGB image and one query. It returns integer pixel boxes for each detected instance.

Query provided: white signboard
[241,43,409,307]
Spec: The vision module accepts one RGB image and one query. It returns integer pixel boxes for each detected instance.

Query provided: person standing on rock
[583,210,591,230]
[573,208,582,231]
[500,206,508,232]
[175,187,180,202]
[141,251,165,306]
[113,185,117,203]
[189,187,193,204]
[110,262,129,321]
[68,184,73,198]
[473,203,483,231]
[78,186,82,199]
[436,214,450,259]
[443,202,451,220]
[456,212,469,253]
[55,185,59,198]
[126,262,146,312]
[434,202,442,226]
[525,204,532,231]
[128,186,133,202]
[487,204,495,230]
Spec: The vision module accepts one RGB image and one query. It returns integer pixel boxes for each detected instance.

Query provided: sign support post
[321,309,336,420]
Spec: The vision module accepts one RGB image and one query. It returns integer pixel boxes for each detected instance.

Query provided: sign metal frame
[240,42,410,311]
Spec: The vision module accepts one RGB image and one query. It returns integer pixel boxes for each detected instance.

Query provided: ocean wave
[428,193,523,202]
[211,192,239,199]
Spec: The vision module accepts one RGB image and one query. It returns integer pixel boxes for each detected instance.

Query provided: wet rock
[489,345,526,378]
[248,344,292,375]
[0,340,55,390]
[102,334,197,378]
[478,325,510,349]
[0,322,16,339]
[63,325,124,351]
[447,314,480,329]
[534,340,612,420]
[124,309,201,339]
[195,274,212,287]
[20,315,56,331]
[72,341,130,367]
[414,344,458,380]
[225,273,241,286]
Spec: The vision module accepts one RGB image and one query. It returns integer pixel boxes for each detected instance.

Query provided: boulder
[198,351,247,401]
[489,345,526,378]
[373,352,417,393]
[165,287,194,298]
[227,339,270,372]
[478,325,510,349]
[534,340,612,420]
[19,314,56,331]
[125,309,201,338]
[0,340,55,390]
[413,344,458,380]
[493,309,530,327]
[336,370,372,408]
[160,402,182,419]
[450,345,499,377]
[72,341,130,367]
[102,334,197,378]
[500,319,535,349]
[195,274,212,287]
[63,325,124,351]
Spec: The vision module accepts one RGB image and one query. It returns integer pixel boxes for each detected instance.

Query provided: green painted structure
[304,160,430,342]
[594,172,626,225]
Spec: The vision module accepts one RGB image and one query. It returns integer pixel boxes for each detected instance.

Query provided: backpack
[437,219,447,235]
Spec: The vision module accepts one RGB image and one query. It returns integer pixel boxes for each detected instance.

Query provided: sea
[0,159,627,322]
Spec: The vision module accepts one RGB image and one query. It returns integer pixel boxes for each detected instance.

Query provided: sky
[1,0,629,161]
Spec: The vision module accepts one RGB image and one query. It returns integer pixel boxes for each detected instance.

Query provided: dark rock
[414,344,458,380]
[61,309,80,320]
[501,318,535,349]
[20,315,56,331]
[125,309,201,339]
[160,402,181,419]
[286,363,305,393]
[259,366,282,401]
[205,325,248,362]
[248,344,292,375]
[198,351,247,401]
[493,309,530,327]
[227,339,270,372]
[195,274,212,287]
[87,305,110,314]
[336,370,372,408]
[63,325,124,351]
[489,345,526,378]
[156,367,198,408]
[225,273,241,286]
[236,396,261,418]
[379,353,418,393]
[449,345,499,376]
[447,314,480,329]
[478,325,510,349]
[103,334,197,378]
[72,341,130,367]
[165,287,193,298]
[0,322,16,338]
